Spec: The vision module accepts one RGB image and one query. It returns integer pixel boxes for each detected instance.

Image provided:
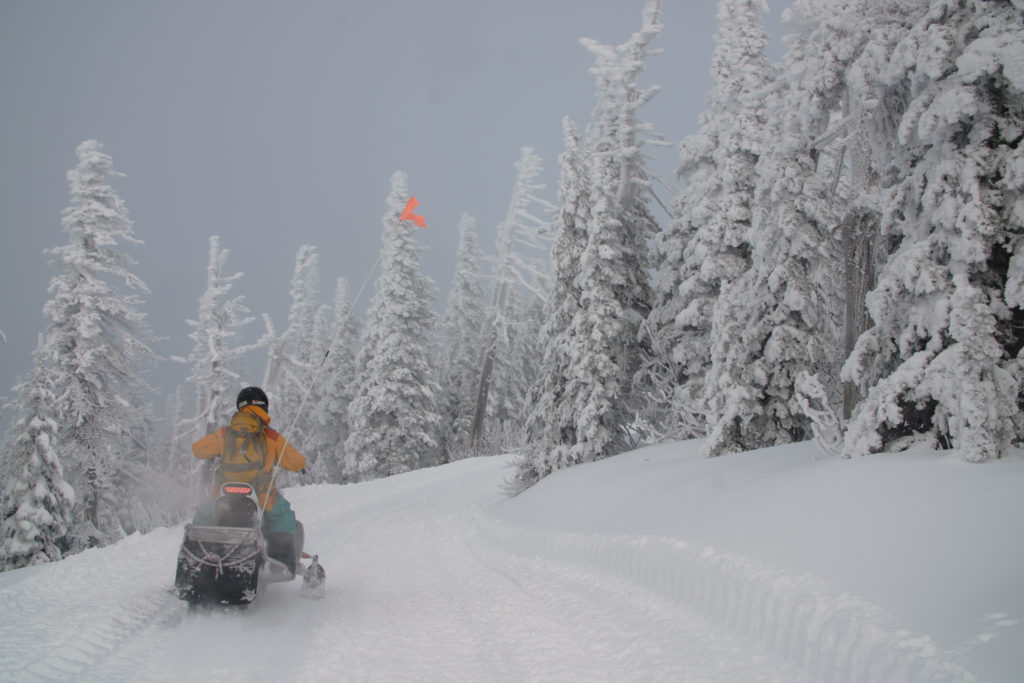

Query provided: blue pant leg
[262,492,297,534]
[262,492,300,571]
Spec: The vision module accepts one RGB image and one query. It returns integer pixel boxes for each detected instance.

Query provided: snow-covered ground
[0,440,1021,682]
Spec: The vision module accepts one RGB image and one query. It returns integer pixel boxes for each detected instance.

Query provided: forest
[2,0,1022,570]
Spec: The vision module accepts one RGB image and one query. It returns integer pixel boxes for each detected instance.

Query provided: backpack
[218,410,272,496]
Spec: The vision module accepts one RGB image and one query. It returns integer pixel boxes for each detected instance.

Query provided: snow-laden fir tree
[294,299,332,480]
[702,0,863,457]
[438,213,487,460]
[843,0,1024,461]
[518,296,546,418]
[266,245,322,438]
[344,172,443,480]
[307,278,360,482]
[177,236,259,504]
[515,118,591,488]
[753,0,932,456]
[490,282,534,439]
[825,0,931,419]
[642,0,774,443]
[40,140,157,549]
[182,236,257,441]
[568,0,663,464]
[469,147,553,449]
[158,385,191,479]
[156,384,195,519]
[0,370,75,570]
[753,0,927,445]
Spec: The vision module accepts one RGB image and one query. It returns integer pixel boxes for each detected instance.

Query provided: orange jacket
[192,405,306,510]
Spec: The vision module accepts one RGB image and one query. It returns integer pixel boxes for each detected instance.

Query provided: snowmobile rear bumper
[174,524,262,606]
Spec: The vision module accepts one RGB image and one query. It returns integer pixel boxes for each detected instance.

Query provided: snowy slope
[0,440,1021,682]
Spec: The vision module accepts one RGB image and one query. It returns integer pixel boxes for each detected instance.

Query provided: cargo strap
[181,540,261,580]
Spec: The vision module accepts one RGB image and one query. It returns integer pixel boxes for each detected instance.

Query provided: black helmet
[236,386,269,411]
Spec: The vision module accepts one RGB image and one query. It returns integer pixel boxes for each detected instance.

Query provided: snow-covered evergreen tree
[344,172,442,480]
[160,385,192,479]
[307,278,360,482]
[568,0,663,464]
[469,148,553,448]
[182,236,257,441]
[0,370,75,570]
[294,300,332,481]
[516,118,591,487]
[761,0,927,437]
[701,0,853,457]
[41,140,157,549]
[157,384,196,518]
[438,213,487,459]
[517,295,546,418]
[829,0,931,419]
[488,283,530,430]
[843,0,1024,461]
[269,245,322,438]
[643,0,774,443]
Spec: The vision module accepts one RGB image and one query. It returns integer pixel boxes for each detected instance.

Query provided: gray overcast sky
[0,0,786,405]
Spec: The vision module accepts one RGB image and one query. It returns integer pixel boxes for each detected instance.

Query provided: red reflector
[223,485,253,495]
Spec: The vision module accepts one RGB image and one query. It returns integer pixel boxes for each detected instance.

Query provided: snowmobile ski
[300,553,327,600]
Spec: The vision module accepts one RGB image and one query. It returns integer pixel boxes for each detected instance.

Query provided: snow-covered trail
[3,441,1016,681]
[286,456,803,682]
[0,456,804,682]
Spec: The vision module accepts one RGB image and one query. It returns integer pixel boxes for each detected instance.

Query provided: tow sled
[174,482,326,605]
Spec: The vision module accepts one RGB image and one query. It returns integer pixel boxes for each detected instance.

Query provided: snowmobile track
[0,585,183,682]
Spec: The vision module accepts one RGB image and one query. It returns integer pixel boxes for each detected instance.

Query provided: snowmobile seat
[212,492,259,528]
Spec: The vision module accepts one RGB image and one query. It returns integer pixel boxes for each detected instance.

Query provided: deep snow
[0,439,1021,682]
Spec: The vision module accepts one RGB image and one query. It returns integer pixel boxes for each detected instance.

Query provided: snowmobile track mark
[3,588,183,682]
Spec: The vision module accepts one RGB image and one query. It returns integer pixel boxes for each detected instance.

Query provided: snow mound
[480,520,972,682]
[494,440,1024,682]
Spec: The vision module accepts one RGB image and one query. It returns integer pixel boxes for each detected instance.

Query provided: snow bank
[479,520,971,682]
[492,440,1024,682]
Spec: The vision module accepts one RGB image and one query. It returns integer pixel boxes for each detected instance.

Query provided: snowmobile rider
[191,386,307,572]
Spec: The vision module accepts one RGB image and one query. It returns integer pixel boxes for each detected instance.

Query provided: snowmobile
[174,481,326,606]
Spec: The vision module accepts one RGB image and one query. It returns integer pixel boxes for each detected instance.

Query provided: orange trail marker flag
[400,196,428,228]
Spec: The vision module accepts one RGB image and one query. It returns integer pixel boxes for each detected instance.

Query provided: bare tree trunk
[470,282,509,446]
[842,209,876,419]
[469,345,494,446]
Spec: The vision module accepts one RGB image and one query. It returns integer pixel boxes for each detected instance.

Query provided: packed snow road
[0,455,804,682]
